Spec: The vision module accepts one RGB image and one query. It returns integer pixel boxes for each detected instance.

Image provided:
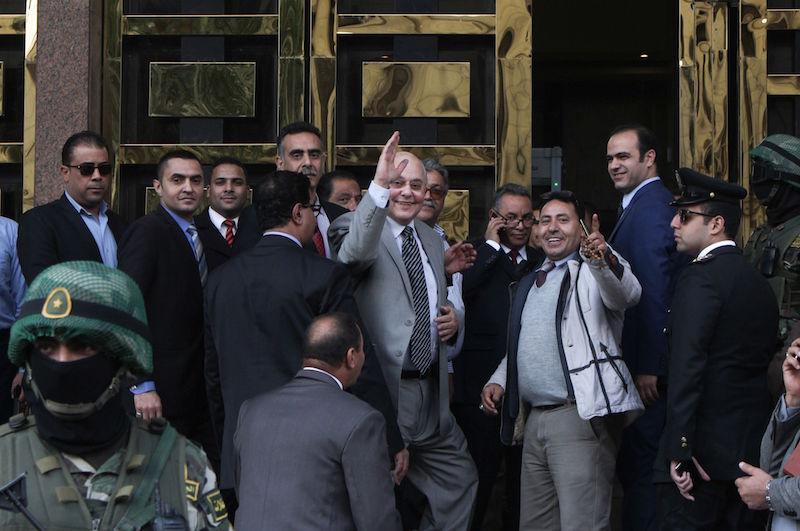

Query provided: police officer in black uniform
[655,169,779,530]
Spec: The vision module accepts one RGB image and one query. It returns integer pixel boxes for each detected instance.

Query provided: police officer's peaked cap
[8,261,153,376]
[750,134,800,175]
[670,168,747,207]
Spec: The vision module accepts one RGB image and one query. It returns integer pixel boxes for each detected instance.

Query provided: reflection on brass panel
[279,58,304,128]
[496,0,531,59]
[148,62,256,118]
[311,0,336,56]
[338,15,495,35]
[336,145,495,166]
[496,57,532,188]
[0,62,4,117]
[766,9,800,30]
[104,0,123,211]
[767,75,800,95]
[120,144,277,165]
[22,1,36,212]
[0,143,23,163]
[0,15,24,35]
[678,0,696,167]
[123,15,279,36]
[311,57,336,162]
[739,0,768,239]
[280,0,304,57]
[362,62,470,118]
[439,190,469,242]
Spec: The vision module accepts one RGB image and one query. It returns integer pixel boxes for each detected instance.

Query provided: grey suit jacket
[329,191,454,435]
[234,369,401,531]
[761,398,800,526]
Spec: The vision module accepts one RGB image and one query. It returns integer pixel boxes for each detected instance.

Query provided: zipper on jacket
[599,342,628,393]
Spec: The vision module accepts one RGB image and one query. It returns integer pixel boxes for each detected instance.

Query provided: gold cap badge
[42,287,72,319]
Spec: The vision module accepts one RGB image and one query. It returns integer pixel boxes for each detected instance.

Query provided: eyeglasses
[677,208,715,224]
[68,162,112,177]
[495,212,538,227]
[425,185,446,201]
[301,203,322,214]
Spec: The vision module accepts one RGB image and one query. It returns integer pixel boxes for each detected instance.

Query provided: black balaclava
[27,348,129,455]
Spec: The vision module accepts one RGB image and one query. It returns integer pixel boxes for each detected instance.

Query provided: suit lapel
[57,194,103,261]
[196,209,233,258]
[609,181,652,243]
[381,224,414,303]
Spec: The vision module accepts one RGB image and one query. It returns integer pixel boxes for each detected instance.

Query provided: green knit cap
[750,134,800,175]
[8,261,152,376]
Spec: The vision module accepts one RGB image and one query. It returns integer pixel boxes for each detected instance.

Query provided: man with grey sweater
[481,191,643,530]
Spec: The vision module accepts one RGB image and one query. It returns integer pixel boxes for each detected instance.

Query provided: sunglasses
[68,162,112,177]
[677,208,714,224]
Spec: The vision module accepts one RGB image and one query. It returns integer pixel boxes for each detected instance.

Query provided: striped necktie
[401,226,432,374]
[222,219,235,247]
[187,225,207,286]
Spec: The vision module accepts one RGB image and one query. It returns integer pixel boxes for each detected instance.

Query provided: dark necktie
[222,219,235,247]
[187,225,207,286]
[508,249,519,263]
[617,203,624,220]
[312,222,326,257]
[535,261,555,288]
[401,226,432,374]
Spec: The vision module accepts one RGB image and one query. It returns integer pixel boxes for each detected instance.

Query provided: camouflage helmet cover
[750,134,800,176]
[8,261,152,376]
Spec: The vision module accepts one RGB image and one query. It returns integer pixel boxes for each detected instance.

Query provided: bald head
[388,151,427,225]
[302,313,365,387]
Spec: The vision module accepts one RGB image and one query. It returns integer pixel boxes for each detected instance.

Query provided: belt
[401,364,438,380]
[533,398,576,411]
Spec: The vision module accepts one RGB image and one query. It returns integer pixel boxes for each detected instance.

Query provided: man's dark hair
[700,201,742,239]
[156,150,201,181]
[539,190,586,221]
[61,131,109,165]
[610,123,659,163]
[317,170,358,202]
[211,156,246,178]
[303,312,362,367]
[254,170,310,231]
[492,183,531,211]
[422,159,450,190]
[277,122,322,159]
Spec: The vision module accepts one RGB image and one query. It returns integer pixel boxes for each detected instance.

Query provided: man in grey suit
[330,132,478,530]
[234,312,401,530]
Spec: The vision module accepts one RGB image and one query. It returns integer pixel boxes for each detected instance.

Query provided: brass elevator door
[104,0,532,237]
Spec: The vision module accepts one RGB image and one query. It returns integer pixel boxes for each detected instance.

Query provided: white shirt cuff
[485,239,500,251]
[368,181,390,208]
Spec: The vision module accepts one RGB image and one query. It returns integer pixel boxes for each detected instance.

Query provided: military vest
[0,415,187,530]
[744,216,800,331]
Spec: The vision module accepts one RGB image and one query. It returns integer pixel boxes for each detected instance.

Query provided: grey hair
[492,183,531,211]
[422,159,449,190]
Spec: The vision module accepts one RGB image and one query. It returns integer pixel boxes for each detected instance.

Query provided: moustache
[423,200,437,209]
[300,167,317,177]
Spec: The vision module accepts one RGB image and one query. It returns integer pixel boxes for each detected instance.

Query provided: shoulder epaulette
[692,253,716,264]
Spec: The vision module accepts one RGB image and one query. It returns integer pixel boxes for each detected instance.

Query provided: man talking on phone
[655,168,778,530]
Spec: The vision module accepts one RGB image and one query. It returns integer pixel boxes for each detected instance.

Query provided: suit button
[405,320,413,326]
[663,327,668,334]
[681,443,687,448]
[681,436,687,443]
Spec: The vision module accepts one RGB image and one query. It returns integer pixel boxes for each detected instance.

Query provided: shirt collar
[208,207,239,230]
[262,230,302,247]
[387,216,416,239]
[500,243,528,262]
[162,205,193,233]
[301,367,343,390]
[64,191,108,217]
[697,240,736,260]
[621,176,661,209]
[539,251,578,271]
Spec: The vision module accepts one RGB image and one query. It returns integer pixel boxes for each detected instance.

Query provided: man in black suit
[656,168,779,529]
[205,170,405,515]
[454,183,541,530]
[117,150,217,467]
[235,312,402,530]
[17,130,127,285]
[276,121,348,257]
[194,157,261,273]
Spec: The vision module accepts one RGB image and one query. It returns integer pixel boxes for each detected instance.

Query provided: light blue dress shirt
[0,217,25,329]
[63,191,117,268]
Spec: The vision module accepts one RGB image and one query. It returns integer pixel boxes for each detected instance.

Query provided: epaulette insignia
[203,490,228,523]
[185,463,199,501]
[693,253,715,264]
[790,234,800,249]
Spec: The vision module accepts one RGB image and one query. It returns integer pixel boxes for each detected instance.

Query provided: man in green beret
[0,261,229,530]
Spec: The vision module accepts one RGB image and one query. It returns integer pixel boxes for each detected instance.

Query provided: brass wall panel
[120,144,277,165]
[0,61,4,117]
[362,62,470,118]
[103,0,123,210]
[22,1,36,212]
[0,143,23,163]
[148,62,256,118]
[440,190,469,242]
[740,0,768,239]
[311,0,336,162]
[0,15,24,35]
[123,15,279,36]
[336,145,495,166]
[338,15,495,35]
[279,0,304,128]
[678,0,696,169]
[767,74,800,95]
[766,9,800,30]
[496,0,532,189]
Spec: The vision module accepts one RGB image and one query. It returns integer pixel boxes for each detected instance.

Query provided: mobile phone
[579,218,591,237]
[674,460,696,478]
[490,211,506,236]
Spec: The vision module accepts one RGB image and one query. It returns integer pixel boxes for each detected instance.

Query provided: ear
[709,215,726,236]
[153,178,162,197]
[643,149,656,168]
[275,155,284,170]
[345,347,358,370]
[291,202,304,224]
[60,165,70,182]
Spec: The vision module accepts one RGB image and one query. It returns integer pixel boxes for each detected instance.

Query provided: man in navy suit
[607,124,686,531]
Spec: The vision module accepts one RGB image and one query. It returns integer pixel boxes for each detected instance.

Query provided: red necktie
[536,261,555,288]
[508,249,519,263]
[222,219,235,247]
[312,222,326,257]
